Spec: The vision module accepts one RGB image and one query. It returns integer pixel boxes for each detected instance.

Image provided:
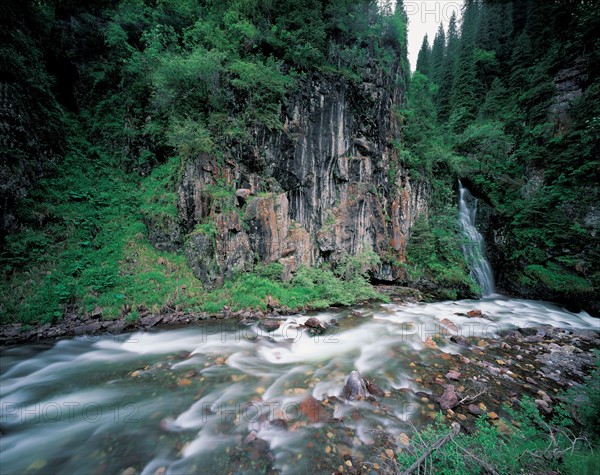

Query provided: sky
[403,0,464,71]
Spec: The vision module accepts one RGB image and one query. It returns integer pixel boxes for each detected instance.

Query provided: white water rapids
[1,296,597,475]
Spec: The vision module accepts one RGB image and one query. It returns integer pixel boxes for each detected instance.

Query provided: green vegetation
[410,0,599,306]
[405,214,479,300]
[0,0,406,324]
[202,257,384,314]
[395,362,600,474]
[1,0,599,323]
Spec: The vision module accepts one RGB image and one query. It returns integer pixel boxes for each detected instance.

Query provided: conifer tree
[430,23,446,86]
[415,34,431,76]
[449,0,480,131]
[436,11,459,121]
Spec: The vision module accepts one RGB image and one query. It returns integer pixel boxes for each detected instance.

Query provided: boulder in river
[258,320,281,332]
[304,317,326,335]
[365,379,385,397]
[343,371,368,401]
[437,384,458,410]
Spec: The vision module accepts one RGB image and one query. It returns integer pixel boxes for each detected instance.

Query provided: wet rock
[258,320,281,333]
[73,322,102,335]
[299,395,331,422]
[437,384,458,410]
[440,318,459,333]
[451,335,471,347]
[535,399,552,413]
[445,370,461,381]
[90,306,103,319]
[365,379,385,398]
[140,315,163,327]
[424,336,438,349]
[343,371,369,401]
[236,188,251,205]
[466,309,483,318]
[304,317,326,335]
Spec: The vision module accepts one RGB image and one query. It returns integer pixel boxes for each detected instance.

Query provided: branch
[458,388,487,405]
[450,438,501,475]
[401,422,461,475]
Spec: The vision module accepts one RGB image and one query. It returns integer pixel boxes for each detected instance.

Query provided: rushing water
[458,181,495,295]
[1,297,597,475]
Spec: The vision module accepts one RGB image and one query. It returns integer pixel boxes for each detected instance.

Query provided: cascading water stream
[458,180,495,295]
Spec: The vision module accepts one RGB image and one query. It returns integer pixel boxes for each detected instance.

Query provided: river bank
[0,285,422,346]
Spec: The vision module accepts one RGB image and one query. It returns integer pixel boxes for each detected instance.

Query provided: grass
[394,393,599,475]
[0,141,386,324]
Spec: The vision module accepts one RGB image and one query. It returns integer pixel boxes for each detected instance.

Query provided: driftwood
[401,422,461,475]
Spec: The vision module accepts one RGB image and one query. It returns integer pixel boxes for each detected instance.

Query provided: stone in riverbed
[437,384,458,410]
[451,335,471,347]
[365,379,385,397]
[445,370,461,381]
[258,320,281,332]
[467,309,483,318]
[304,317,326,334]
[440,318,459,333]
[343,371,369,401]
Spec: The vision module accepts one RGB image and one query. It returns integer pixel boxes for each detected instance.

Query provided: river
[1,295,597,475]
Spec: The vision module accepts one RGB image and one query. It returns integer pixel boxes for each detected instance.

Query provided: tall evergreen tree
[415,34,431,76]
[449,0,480,131]
[436,11,459,121]
[430,23,445,85]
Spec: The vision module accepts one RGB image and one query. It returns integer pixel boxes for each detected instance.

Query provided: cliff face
[153,59,428,285]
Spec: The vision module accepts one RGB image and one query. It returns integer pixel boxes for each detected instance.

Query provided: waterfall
[458,181,495,295]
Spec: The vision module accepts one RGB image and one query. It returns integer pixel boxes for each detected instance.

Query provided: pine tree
[449,0,480,131]
[430,23,445,86]
[415,34,431,76]
[436,11,459,121]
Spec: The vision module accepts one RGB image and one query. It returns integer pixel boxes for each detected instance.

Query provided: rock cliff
[151,59,428,285]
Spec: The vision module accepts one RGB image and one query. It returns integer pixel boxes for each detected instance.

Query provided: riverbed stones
[343,371,369,401]
[445,370,461,381]
[304,317,326,335]
[259,320,281,332]
[437,384,458,410]
[365,379,385,397]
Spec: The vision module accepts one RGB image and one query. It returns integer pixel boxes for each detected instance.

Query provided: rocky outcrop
[548,59,588,135]
[149,56,427,286]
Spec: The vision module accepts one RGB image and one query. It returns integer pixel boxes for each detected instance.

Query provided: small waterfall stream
[458,181,495,295]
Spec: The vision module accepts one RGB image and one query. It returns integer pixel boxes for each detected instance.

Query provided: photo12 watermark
[404,1,463,25]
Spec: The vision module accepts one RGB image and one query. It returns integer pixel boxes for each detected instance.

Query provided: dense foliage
[0,0,405,323]
[411,0,600,310]
[1,0,599,323]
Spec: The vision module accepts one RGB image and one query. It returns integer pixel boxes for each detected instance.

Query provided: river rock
[445,370,461,381]
[437,384,458,410]
[468,404,483,415]
[259,320,281,332]
[304,317,326,334]
[451,335,471,347]
[440,318,459,333]
[466,309,483,318]
[365,379,385,397]
[343,371,368,401]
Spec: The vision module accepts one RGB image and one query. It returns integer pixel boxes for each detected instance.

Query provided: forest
[0,0,598,320]
[1,2,600,474]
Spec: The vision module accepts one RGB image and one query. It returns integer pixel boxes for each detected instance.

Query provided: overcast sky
[404,0,464,71]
